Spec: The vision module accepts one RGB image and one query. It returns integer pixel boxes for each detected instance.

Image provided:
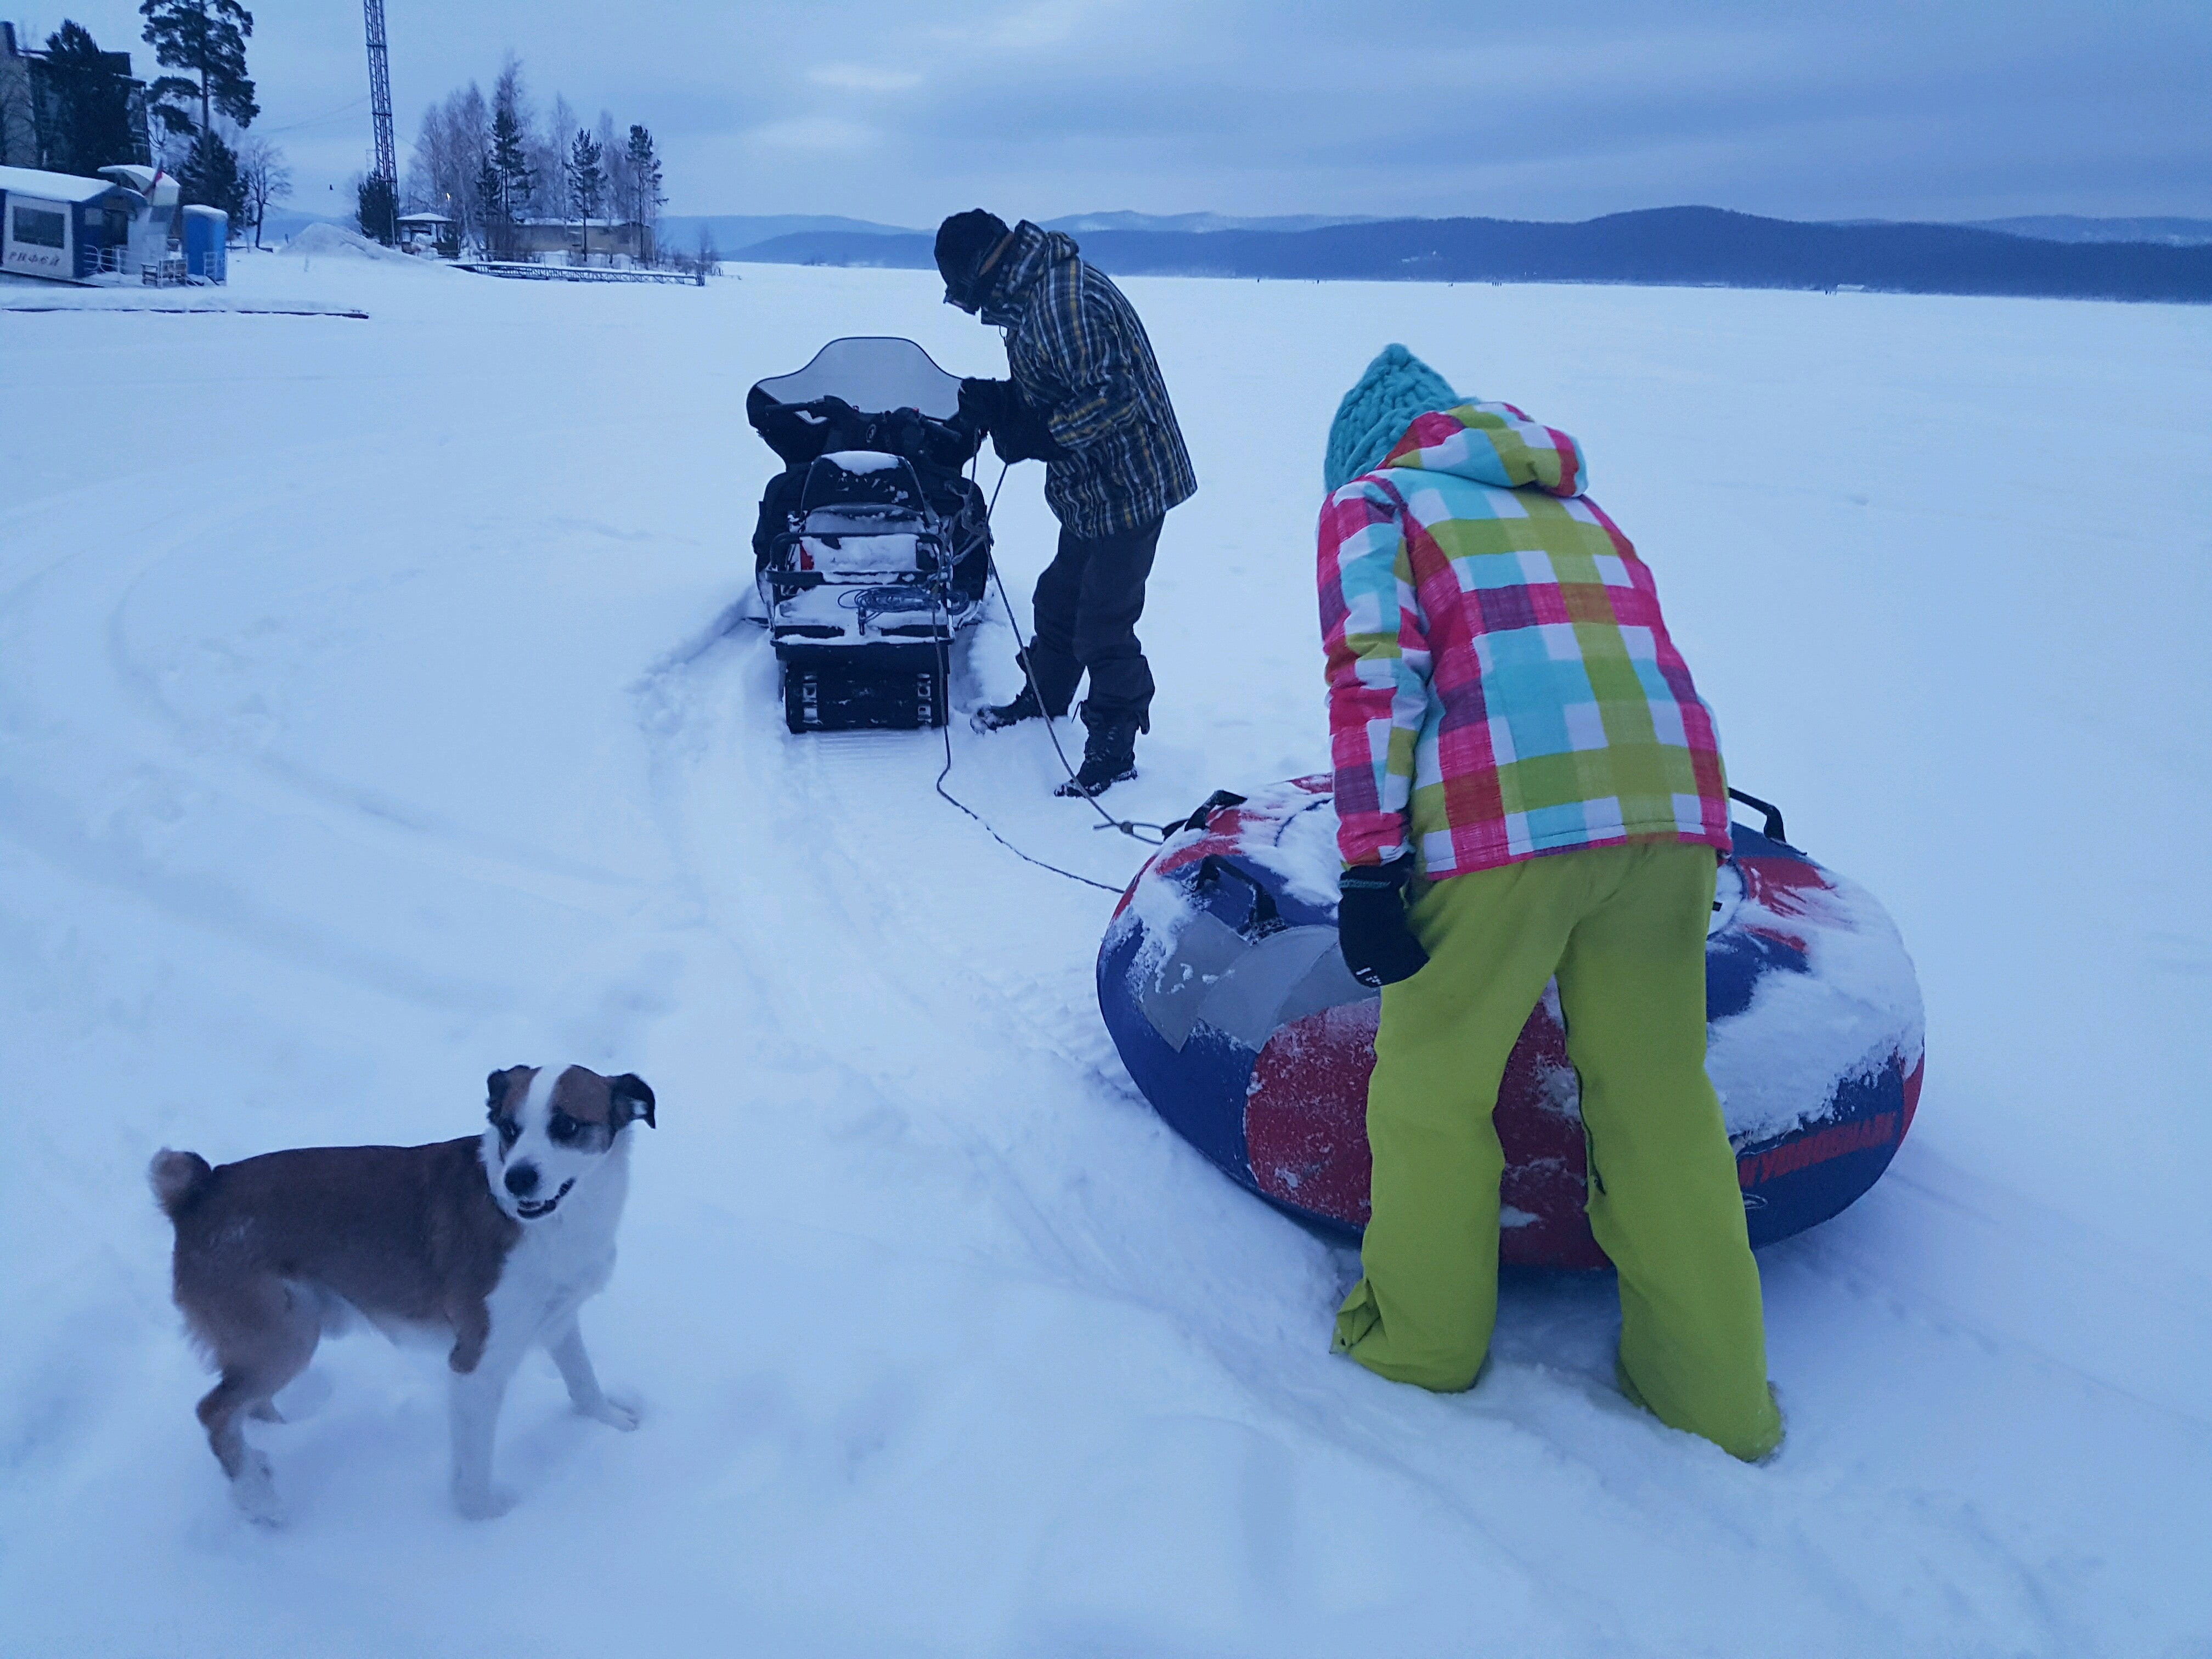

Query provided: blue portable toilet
[182,204,226,283]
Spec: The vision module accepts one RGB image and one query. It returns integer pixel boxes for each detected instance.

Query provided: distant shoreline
[704,207,2211,307]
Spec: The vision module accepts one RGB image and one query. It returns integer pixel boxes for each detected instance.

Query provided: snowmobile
[748,337,992,733]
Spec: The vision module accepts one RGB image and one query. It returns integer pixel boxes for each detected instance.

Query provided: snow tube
[1098,778,1925,1267]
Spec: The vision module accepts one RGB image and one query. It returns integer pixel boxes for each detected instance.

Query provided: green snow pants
[1331,841,1784,1463]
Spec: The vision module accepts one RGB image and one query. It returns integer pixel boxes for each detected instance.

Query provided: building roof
[398,212,453,224]
[0,165,126,205]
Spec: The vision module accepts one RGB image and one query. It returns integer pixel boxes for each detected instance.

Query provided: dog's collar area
[514,1179,575,1220]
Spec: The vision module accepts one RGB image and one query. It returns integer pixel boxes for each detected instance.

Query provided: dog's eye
[549,1111,579,1144]
[493,1116,519,1146]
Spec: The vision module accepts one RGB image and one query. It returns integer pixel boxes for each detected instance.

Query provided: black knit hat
[935,209,1011,311]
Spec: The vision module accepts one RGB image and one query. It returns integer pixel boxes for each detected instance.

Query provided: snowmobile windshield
[748,337,981,469]
[753,337,963,419]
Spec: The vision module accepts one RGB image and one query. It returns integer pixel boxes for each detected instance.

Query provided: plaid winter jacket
[980,223,1197,539]
[1319,403,1732,876]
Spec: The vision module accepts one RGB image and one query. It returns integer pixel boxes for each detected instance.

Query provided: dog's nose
[504,1163,540,1198]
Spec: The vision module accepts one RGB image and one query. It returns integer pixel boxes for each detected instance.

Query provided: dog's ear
[487,1067,524,1113]
[608,1073,656,1130]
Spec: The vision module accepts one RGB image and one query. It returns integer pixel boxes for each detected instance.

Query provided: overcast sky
[27,1,2212,224]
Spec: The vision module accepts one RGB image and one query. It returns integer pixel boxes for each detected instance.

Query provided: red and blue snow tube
[1097,778,1925,1267]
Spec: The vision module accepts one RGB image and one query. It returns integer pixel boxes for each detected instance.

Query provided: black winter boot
[972,682,1046,733]
[1055,704,1141,798]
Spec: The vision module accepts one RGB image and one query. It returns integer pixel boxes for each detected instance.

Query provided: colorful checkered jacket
[1318,403,1732,876]
[981,223,1197,540]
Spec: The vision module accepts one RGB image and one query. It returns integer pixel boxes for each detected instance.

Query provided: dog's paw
[230,1451,286,1527]
[453,1482,518,1521]
[582,1392,641,1432]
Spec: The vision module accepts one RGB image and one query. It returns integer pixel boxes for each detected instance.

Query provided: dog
[149,1063,656,1522]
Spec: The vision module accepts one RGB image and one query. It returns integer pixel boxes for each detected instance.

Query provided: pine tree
[41,21,141,176]
[180,127,244,227]
[138,0,255,140]
[490,100,530,257]
[357,173,397,245]
[473,153,503,259]
[625,124,664,262]
[566,126,603,263]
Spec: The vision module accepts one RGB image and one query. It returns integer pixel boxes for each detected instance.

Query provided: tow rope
[930,461,1174,897]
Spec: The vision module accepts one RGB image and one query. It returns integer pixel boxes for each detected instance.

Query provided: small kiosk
[0,163,137,282]
[396,211,457,258]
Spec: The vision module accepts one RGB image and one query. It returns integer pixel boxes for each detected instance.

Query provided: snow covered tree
[38,21,142,176]
[235,130,287,247]
[625,124,665,262]
[138,0,256,139]
[566,126,604,262]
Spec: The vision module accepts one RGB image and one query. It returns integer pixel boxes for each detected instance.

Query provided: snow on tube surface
[1097,778,1925,1267]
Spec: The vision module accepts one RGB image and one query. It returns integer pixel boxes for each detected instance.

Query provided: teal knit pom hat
[1324,345,1461,492]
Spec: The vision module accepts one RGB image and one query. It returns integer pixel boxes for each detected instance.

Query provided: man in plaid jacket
[936,211,1197,796]
[1318,345,1784,1462]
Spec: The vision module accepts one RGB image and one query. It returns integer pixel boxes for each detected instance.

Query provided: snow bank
[284,223,434,266]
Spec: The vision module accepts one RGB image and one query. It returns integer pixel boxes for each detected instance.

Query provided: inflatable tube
[1097,778,1925,1267]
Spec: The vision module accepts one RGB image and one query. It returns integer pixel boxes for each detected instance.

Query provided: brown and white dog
[149,1063,656,1522]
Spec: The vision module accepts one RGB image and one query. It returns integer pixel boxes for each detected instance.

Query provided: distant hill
[731,206,2212,303]
[652,210,1379,253]
[1040,211,1379,235]
[658,213,920,254]
[1963,216,2212,247]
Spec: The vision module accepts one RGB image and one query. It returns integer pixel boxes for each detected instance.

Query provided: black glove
[1337,854,1431,988]
[958,377,1013,435]
[991,389,1069,465]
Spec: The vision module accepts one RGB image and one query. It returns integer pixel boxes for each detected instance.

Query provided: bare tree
[406,82,487,250]
[234,129,289,247]
[594,108,631,255]
[529,92,575,230]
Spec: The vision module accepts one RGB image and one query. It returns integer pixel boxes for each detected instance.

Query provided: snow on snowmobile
[748,337,992,733]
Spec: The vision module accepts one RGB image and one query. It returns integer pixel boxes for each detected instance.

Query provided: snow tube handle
[1176,789,1249,835]
[1728,788,1787,845]
[1189,854,1287,940]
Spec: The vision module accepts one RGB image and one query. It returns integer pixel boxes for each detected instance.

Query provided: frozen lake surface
[2,247,2208,1657]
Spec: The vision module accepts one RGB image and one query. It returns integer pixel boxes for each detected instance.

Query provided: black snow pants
[1022,516,1163,729]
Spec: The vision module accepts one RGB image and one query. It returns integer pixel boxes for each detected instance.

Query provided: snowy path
[2,253,2208,1657]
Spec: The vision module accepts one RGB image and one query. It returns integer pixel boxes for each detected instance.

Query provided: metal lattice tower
[362,0,397,234]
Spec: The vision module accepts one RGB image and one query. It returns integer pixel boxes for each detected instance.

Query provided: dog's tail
[149,1149,213,1220]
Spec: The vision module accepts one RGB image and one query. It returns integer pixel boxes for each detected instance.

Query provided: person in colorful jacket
[936,211,1197,796]
[1317,344,1784,1463]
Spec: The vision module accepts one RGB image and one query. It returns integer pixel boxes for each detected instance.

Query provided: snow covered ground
[2,246,2208,1657]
